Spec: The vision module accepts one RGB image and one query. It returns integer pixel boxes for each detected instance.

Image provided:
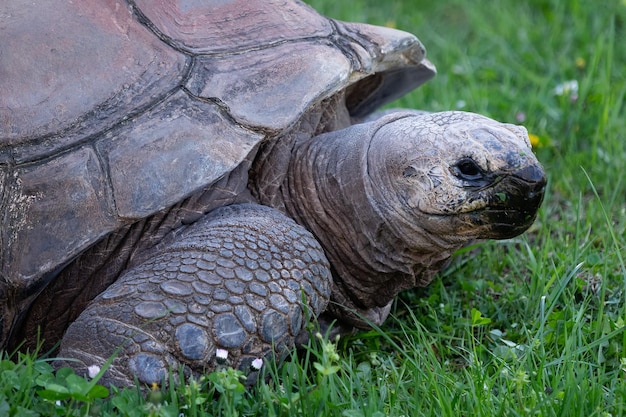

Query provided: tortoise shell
[0,0,434,344]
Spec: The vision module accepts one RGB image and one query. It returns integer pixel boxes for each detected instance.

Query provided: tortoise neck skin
[283,111,546,329]
[283,114,464,328]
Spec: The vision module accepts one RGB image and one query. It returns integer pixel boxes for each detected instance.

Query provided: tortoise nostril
[527,187,545,201]
[513,164,546,186]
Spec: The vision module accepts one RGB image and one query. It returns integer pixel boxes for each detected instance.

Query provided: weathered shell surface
[0,0,434,339]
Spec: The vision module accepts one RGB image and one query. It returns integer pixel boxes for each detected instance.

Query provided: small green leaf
[54,367,75,380]
[35,372,55,388]
[0,370,20,390]
[0,359,16,372]
[66,373,90,395]
[470,308,492,326]
[36,387,71,401]
[313,362,340,376]
[87,384,109,399]
[0,400,9,416]
[33,360,54,375]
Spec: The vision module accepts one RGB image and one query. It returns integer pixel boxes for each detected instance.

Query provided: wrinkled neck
[283,122,462,327]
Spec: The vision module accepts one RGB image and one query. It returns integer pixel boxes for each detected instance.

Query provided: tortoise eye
[454,158,483,180]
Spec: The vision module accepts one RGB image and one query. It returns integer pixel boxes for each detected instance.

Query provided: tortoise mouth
[466,167,546,239]
[467,207,541,239]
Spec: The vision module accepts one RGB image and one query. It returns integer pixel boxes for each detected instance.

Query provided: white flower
[251,358,263,370]
[452,64,466,75]
[553,80,578,97]
[215,348,228,362]
[87,365,101,379]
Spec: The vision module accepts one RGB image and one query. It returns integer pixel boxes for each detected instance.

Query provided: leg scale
[58,204,332,386]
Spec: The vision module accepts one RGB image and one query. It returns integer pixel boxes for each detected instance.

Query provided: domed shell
[0,0,434,308]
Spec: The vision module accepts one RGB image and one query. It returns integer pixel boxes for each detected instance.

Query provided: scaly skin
[57,204,331,386]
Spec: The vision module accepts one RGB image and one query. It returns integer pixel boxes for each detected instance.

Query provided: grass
[2,0,626,415]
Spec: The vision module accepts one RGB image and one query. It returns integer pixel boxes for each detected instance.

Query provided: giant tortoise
[0,0,546,386]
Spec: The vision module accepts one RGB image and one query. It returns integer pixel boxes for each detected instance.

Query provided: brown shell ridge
[184,40,353,132]
[0,0,192,163]
[129,2,334,58]
[126,0,194,56]
[325,19,370,76]
[128,0,335,55]
[180,84,271,139]
[8,83,192,167]
[3,88,263,287]
[332,20,436,117]
[96,89,263,220]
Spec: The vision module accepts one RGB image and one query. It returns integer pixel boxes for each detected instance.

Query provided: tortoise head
[282,110,546,325]
[367,111,546,241]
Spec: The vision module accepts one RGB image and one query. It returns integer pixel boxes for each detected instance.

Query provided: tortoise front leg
[57,203,332,386]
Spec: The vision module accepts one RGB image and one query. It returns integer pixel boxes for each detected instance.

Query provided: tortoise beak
[480,163,547,239]
[508,163,547,210]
